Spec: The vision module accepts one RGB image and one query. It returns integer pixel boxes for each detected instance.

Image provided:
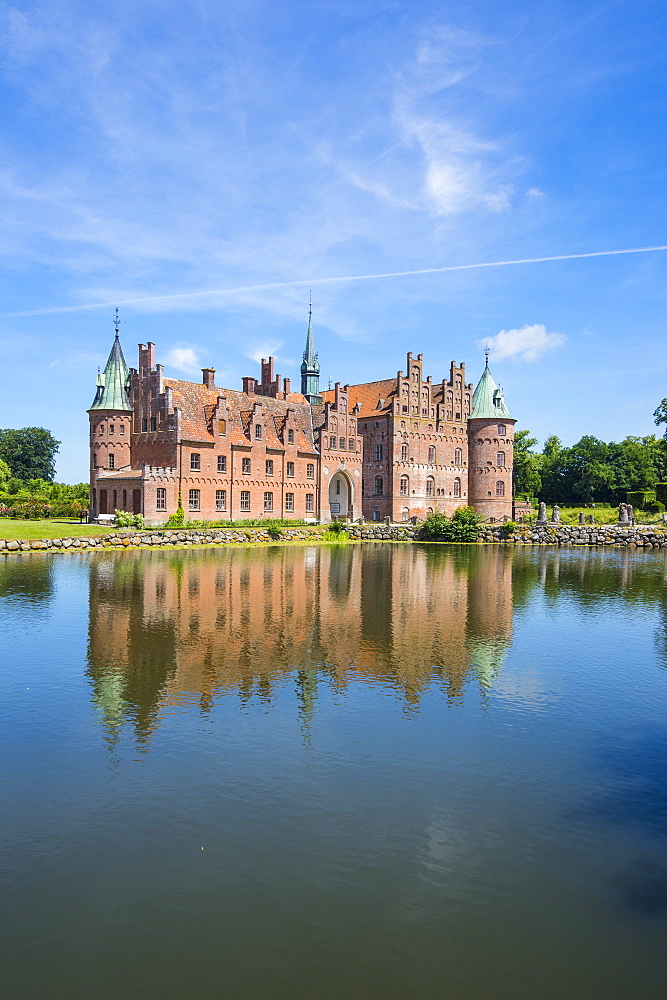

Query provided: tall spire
[300,293,322,404]
[88,310,132,412]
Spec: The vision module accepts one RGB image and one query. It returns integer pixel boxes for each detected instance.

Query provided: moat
[1,543,666,1000]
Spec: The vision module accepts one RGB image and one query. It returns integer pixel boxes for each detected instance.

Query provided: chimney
[242,376,256,395]
[202,368,215,389]
[283,377,290,394]
[139,342,155,374]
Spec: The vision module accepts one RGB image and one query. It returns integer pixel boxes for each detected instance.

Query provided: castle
[88,309,516,525]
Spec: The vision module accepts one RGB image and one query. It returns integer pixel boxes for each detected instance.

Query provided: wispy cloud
[163,345,205,374]
[480,323,567,362]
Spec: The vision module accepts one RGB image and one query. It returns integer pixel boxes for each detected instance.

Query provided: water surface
[1,543,666,999]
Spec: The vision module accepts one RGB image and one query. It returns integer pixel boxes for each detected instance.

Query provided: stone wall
[479,523,667,547]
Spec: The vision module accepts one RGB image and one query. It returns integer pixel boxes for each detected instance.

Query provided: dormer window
[288,429,294,444]
[498,424,506,436]
[255,425,262,440]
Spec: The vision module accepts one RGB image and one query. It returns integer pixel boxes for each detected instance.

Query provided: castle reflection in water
[82,542,667,747]
[85,544,515,746]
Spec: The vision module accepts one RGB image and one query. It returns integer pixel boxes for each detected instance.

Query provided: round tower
[467,357,515,521]
[87,315,133,516]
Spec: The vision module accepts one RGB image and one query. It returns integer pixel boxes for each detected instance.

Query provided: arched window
[497,451,505,467]
[498,424,506,436]
[402,507,410,521]
[454,447,462,465]
[400,476,409,496]
[428,446,436,464]
[374,476,383,495]
[401,443,408,461]
[426,477,434,497]
[453,477,461,497]
[496,481,505,496]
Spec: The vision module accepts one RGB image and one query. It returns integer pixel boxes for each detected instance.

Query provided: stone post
[551,505,560,523]
[578,512,585,524]
[618,503,628,525]
[537,502,547,524]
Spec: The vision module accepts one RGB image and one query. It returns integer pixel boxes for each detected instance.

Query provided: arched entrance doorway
[328,470,353,520]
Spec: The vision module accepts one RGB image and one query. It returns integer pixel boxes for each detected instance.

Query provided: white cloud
[480,323,566,362]
[163,345,204,374]
[244,340,284,364]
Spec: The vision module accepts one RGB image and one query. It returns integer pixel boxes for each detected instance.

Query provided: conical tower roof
[300,298,320,375]
[470,357,512,420]
[89,333,132,412]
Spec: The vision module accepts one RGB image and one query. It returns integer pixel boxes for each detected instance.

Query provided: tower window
[498,424,506,436]
[150,417,157,432]
[497,451,505,467]
[454,448,462,465]
[426,477,434,497]
[330,436,336,449]
[339,437,346,450]
[374,476,383,495]
[453,477,461,498]
[428,446,436,464]
[496,481,505,496]
[348,438,355,451]
[119,425,124,435]
[108,453,115,469]
[109,425,114,434]
[400,476,408,496]
[374,444,383,461]
[401,443,408,461]
[142,418,148,432]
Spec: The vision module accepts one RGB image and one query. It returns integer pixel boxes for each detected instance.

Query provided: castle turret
[300,298,322,404]
[87,312,133,515]
[467,355,515,521]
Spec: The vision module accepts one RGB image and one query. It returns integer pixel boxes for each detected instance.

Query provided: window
[156,488,166,510]
[428,446,436,464]
[402,508,410,522]
[218,419,226,435]
[426,477,434,497]
[98,425,104,435]
[288,429,294,444]
[287,461,294,477]
[339,437,346,450]
[242,457,251,474]
[266,459,274,475]
[306,463,314,479]
[122,490,127,509]
[401,443,408,461]
[348,438,355,451]
[330,436,336,449]
[255,424,262,439]
[498,424,506,436]
[119,425,124,435]
[374,444,383,461]
[285,493,294,511]
[189,489,200,510]
[497,451,505,467]
[400,476,408,496]
[109,424,114,434]
[150,416,157,431]
[216,490,226,511]
[108,453,114,469]
[373,509,381,521]
[112,490,117,509]
[305,493,314,512]
[454,448,462,465]
[141,418,148,432]
[453,478,461,498]
[190,453,200,471]
[264,492,273,511]
[240,491,250,511]
[402,405,408,413]
[375,476,383,495]
[336,479,341,495]
[217,455,227,473]
[496,481,505,496]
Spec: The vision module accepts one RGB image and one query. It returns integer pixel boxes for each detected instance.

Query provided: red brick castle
[89,309,515,525]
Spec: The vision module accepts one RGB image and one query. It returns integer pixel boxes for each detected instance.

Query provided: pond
[1,543,666,1000]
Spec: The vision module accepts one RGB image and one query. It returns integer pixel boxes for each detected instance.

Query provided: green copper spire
[470,353,512,420]
[89,311,132,412]
[300,294,322,404]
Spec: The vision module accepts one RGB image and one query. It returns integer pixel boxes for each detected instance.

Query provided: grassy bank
[0,519,111,540]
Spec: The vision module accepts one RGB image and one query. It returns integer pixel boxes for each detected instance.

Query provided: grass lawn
[0,519,113,541]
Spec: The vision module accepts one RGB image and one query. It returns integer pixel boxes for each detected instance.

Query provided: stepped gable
[323,378,397,417]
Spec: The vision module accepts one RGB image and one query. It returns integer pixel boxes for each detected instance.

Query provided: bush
[266,524,282,540]
[165,507,185,527]
[420,507,481,542]
[656,484,667,504]
[647,500,665,513]
[626,490,656,510]
[327,519,348,535]
[114,510,144,529]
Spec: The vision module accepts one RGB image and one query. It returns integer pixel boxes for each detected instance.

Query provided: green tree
[0,428,60,482]
[538,435,568,502]
[0,458,11,489]
[653,399,667,438]
[512,429,541,497]
[562,436,617,503]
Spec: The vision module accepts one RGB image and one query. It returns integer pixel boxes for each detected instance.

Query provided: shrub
[114,510,144,529]
[165,507,185,527]
[420,507,481,542]
[647,500,665,513]
[266,524,282,540]
[626,490,656,510]
[656,484,667,504]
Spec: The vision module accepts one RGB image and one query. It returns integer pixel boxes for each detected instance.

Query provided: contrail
[3,244,666,319]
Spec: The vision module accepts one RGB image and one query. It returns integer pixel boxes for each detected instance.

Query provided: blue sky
[1,0,666,481]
